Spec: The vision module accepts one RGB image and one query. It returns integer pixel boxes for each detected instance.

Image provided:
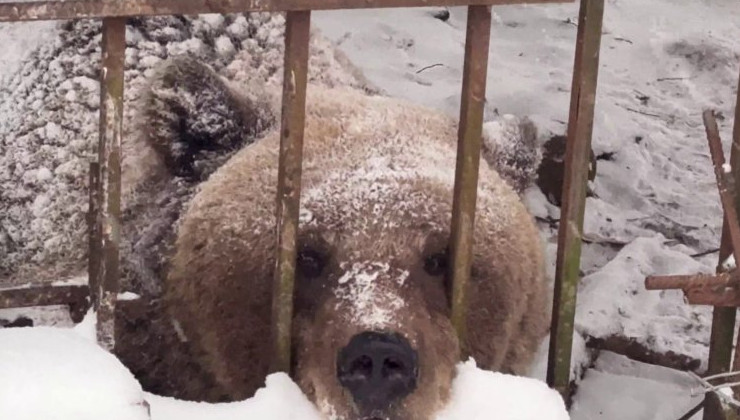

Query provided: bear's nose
[336,331,418,411]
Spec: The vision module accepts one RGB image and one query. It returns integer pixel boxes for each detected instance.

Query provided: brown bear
[120,55,550,420]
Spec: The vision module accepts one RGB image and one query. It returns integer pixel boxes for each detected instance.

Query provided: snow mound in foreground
[0,326,569,420]
[0,327,149,420]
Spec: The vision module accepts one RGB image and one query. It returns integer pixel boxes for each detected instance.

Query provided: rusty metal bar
[704,110,740,261]
[0,0,570,22]
[95,17,125,352]
[719,67,740,409]
[270,10,311,374]
[685,286,740,308]
[705,220,737,395]
[707,221,737,348]
[448,5,492,356]
[88,161,101,307]
[0,285,90,323]
[704,109,740,403]
[0,285,89,310]
[546,0,604,401]
[645,272,737,291]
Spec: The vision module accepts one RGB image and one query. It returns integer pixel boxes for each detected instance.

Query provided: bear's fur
[118,55,550,420]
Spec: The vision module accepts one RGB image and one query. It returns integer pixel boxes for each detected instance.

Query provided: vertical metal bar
[270,10,311,374]
[449,5,492,355]
[705,68,740,397]
[88,161,101,309]
[96,17,125,352]
[546,0,604,401]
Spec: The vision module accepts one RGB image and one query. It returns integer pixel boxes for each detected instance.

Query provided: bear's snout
[336,331,418,414]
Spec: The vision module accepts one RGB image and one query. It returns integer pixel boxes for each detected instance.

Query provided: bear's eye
[423,252,448,277]
[297,248,326,279]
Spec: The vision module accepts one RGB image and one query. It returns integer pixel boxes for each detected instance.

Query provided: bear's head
[129,57,549,420]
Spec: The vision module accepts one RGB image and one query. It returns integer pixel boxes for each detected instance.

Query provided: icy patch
[334,261,407,330]
[0,327,149,420]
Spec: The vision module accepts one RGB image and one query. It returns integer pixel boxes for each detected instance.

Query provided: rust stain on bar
[0,0,572,22]
[449,5,491,356]
[96,17,125,352]
[546,0,604,403]
[645,273,737,291]
[270,10,311,375]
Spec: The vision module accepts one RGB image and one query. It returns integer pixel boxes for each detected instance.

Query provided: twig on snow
[690,247,721,258]
[657,76,694,82]
[616,104,664,119]
[415,63,444,74]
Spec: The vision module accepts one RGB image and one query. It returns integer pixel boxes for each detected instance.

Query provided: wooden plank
[95,17,125,352]
[546,0,604,402]
[0,0,572,22]
[448,4,492,355]
[270,10,311,375]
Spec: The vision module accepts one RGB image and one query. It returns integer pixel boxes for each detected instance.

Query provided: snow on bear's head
[125,56,549,420]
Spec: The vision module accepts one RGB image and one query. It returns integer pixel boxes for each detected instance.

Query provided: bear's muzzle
[336,331,418,418]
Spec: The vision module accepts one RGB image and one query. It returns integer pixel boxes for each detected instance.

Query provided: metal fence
[0,0,613,404]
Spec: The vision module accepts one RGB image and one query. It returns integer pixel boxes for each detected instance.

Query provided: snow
[2,0,740,419]
[435,359,569,420]
[334,261,408,330]
[148,363,570,420]
[570,352,704,420]
[0,327,149,420]
[0,322,568,420]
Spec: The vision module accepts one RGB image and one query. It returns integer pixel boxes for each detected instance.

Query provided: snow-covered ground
[2,0,740,419]
[0,319,569,420]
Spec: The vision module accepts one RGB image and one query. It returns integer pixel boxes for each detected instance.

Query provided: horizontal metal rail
[0,285,90,322]
[0,0,570,22]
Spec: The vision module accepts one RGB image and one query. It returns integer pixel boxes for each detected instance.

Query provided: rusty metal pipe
[0,0,571,22]
[546,0,605,403]
[449,5,492,357]
[270,10,311,375]
[95,17,126,352]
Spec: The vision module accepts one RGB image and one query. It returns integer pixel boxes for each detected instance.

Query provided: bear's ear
[140,55,277,181]
[481,115,542,195]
